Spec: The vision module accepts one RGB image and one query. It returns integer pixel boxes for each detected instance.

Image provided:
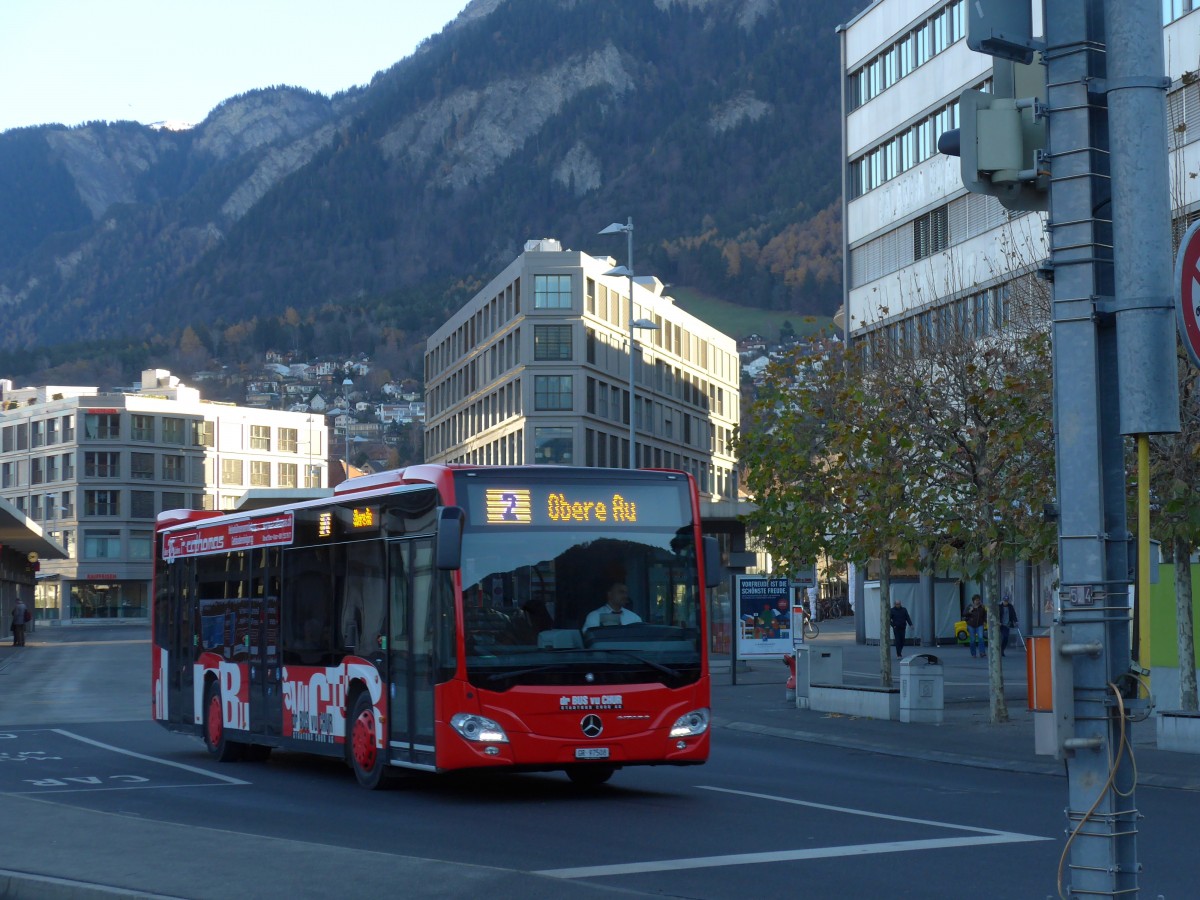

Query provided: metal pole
[626,217,636,468]
[1041,0,1178,892]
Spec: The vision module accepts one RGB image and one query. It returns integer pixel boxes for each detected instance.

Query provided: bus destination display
[469,481,688,529]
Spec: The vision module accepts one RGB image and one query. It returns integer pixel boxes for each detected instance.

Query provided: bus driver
[583,582,642,630]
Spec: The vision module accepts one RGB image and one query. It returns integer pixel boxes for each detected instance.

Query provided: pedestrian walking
[889,597,913,659]
[11,598,29,647]
[965,595,987,658]
[998,595,1018,657]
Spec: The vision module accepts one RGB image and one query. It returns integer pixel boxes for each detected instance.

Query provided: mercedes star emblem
[581,714,603,738]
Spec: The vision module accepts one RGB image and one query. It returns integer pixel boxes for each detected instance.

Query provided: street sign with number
[1175,219,1200,369]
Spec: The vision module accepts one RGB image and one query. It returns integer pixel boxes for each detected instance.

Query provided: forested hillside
[0,0,863,384]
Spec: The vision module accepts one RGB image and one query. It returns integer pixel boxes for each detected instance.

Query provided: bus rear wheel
[566,765,615,786]
[348,692,387,790]
[203,681,244,762]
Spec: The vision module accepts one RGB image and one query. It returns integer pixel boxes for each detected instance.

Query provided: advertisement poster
[735,575,794,657]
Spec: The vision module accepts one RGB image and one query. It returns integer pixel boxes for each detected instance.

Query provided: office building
[424,239,740,502]
[0,370,328,622]
[840,1,1198,346]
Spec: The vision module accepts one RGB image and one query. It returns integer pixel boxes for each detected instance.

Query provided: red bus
[152,464,720,788]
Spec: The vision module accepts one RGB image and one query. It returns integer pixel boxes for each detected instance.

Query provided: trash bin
[899,654,943,724]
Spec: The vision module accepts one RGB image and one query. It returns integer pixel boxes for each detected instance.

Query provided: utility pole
[942,1,1179,894]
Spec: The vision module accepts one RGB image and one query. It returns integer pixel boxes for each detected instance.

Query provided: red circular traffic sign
[1177,219,1200,369]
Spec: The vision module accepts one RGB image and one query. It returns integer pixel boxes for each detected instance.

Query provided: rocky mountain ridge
[0,0,860,370]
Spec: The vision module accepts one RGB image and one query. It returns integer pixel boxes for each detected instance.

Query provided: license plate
[575,747,610,759]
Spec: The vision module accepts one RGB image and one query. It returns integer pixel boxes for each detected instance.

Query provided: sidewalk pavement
[711,616,1200,791]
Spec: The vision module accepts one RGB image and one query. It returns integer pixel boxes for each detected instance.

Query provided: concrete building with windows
[0,369,328,623]
[840,0,1198,345]
[424,239,740,503]
[838,0,1200,629]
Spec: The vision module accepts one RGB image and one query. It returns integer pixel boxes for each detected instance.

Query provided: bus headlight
[450,713,510,743]
[669,708,710,738]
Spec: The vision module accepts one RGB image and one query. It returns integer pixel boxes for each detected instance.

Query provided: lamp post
[599,217,644,468]
[342,377,353,478]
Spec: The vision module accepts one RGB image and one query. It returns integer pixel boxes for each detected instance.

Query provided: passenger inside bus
[583,582,643,630]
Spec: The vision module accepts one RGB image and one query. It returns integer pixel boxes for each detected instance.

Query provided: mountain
[0,0,862,377]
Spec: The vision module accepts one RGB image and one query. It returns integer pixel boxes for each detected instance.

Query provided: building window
[62,453,75,479]
[46,418,58,444]
[84,451,120,478]
[193,420,215,447]
[304,465,321,489]
[251,425,271,450]
[914,205,949,260]
[131,415,154,441]
[31,457,44,485]
[84,490,120,516]
[534,426,573,464]
[31,420,44,448]
[162,455,185,481]
[534,375,573,410]
[131,490,155,518]
[129,531,153,560]
[61,490,74,517]
[83,529,122,559]
[0,462,11,488]
[278,462,298,488]
[221,459,243,486]
[131,452,154,480]
[279,428,298,453]
[62,414,75,441]
[534,324,572,360]
[162,491,186,511]
[250,460,271,487]
[84,413,120,440]
[533,274,572,309]
[162,417,185,444]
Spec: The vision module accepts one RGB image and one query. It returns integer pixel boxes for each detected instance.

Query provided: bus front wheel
[203,681,244,762]
[347,692,387,790]
[566,765,615,786]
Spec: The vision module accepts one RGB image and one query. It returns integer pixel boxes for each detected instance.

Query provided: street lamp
[342,377,353,478]
[599,217,658,468]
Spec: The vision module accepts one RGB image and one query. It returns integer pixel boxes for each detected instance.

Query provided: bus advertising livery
[152,465,720,788]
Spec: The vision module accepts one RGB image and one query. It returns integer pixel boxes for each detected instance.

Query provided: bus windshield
[459,525,702,690]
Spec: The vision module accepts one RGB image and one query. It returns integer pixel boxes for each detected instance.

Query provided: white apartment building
[0,369,328,622]
[839,0,1200,628]
[424,239,740,502]
[839,0,1199,345]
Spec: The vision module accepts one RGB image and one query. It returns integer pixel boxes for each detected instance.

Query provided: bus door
[249,549,282,737]
[164,561,195,726]
[387,538,437,767]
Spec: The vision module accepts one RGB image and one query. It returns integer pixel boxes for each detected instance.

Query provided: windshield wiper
[484,662,574,683]
[594,649,683,680]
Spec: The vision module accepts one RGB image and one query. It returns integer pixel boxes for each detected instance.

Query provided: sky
[0,1,470,133]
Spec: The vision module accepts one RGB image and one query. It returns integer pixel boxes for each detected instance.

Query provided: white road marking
[53,729,250,785]
[537,834,1043,878]
[9,782,242,795]
[535,785,1050,880]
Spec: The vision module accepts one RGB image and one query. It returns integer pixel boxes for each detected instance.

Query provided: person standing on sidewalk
[889,598,913,659]
[998,595,1018,657]
[11,598,29,646]
[965,595,986,658]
